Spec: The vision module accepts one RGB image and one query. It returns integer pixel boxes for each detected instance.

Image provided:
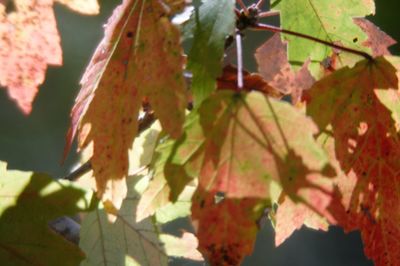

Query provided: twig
[63,111,157,181]
[64,160,92,181]
[236,0,248,15]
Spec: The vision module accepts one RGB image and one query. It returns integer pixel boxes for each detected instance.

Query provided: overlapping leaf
[136,129,197,222]
[353,18,396,57]
[305,56,400,265]
[80,175,201,265]
[192,188,264,266]
[80,176,168,266]
[168,91,332,200]
[66,0,187,206]
[186,0,236,105]
[0,0,99,114]
[159,232,203,261]
[0,161,93,265]
[270,0,374,77]
[255,33,314,104]
[163,90,335,264]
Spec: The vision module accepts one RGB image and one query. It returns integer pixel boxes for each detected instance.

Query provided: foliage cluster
[1,0,400,265]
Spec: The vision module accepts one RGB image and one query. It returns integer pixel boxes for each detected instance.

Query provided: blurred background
[0,0,398,265]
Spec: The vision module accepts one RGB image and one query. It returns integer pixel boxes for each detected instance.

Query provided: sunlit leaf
[271,0,374,77]
[65,0,187,207]
[136,132,197,222]
[0,0,99,114]
[80,175,168,266]
[159,232,203,261]
[305,56,400,265]
[165,90,335,264]
[56,0,99,14]
[168,91,332,202]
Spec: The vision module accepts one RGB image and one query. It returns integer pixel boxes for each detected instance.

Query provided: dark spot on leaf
[126,31,133,38]
[353,37,358,43]
[362,171,367,177]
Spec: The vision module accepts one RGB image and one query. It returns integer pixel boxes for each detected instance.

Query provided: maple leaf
[305,56,400,265]
[191,188,264,266]
[186,0,236,105]
[320,18,396,74]
[164,91,335,264]
[270,0,375,77]
[0,0,99,114]
[159,232,203,261]
[0,161,93,265]
[167,91,332,201]
[136,120,198,222]
[65,0,187,206]
[80,175,168,266]
[81,174,200,265]
[255,33,314,104]
[274,190,330,246]
[136,138,177,221]
[353,18,396,57]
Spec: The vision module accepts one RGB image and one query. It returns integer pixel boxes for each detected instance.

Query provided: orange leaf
[191,188,262,266]
[274,191,329,246]
[0,0,61,114]
[0,0,99,114]
[305,56,400,265]
[66,0,186,206]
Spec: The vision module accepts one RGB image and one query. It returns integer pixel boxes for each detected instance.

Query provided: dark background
[0,0,398,265]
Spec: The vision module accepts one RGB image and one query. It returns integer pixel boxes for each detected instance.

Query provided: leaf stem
[253,23,373,61]
[235,32,244,90]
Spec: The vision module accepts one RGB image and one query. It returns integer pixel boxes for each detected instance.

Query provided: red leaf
[191,188,262,266]
[217,64,282,97]
[0,0,61,114]
[354,18,396,57]
[305,56,400,265]
[0,0,99,114]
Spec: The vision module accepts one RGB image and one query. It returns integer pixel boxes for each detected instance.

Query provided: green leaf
[154,182,195,224]
[159,232,203,261]
[0,161,92,265]
[137,112,203,221]
[128,121,161,174]
[271,0,375,77]
[186,0,236,105]
[135,139,176,222]
[80,175,168,266]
